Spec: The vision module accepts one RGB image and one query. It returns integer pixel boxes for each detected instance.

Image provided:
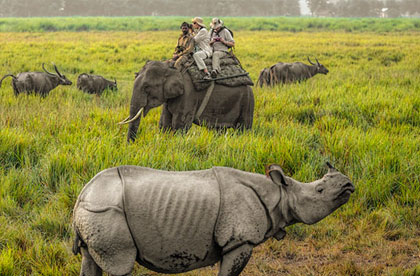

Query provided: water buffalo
[73,162,354,276]
[0,63,72,97]
[257,57,329,87]
[77,73,117,95]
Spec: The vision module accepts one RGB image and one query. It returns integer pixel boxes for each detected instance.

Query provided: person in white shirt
[191,17,212,80]
[209,18,235,78]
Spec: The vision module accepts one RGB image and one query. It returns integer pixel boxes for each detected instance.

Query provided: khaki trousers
[193,51,209,71]
[212,51,228,73]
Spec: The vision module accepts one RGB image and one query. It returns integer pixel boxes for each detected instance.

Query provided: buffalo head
[308,57,329,75]
[43,63,73,85]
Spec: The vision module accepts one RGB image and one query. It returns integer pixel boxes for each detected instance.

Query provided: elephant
[119,61,254,142]
[72,162,355,276]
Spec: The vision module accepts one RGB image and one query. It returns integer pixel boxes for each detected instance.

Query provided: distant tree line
[307,0,420,17]
[0,0,300,17]
[0,0,418,17]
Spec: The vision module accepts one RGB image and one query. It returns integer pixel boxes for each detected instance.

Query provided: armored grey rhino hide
[73,163,354,276]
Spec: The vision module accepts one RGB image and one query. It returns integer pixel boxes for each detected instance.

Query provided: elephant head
[119,61,184,142]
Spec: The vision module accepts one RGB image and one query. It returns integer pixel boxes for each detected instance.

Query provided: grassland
[0,16,420,32]
[0,19,419,275]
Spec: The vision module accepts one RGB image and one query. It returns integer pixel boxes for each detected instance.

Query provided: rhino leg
[74,207,137,275]
[80,247,102,276]
[218,244,253,276]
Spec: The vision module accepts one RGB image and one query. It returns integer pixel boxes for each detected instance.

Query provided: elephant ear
[163,68,184,99]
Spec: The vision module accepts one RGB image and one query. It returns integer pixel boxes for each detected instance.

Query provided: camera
[214,37,221,41]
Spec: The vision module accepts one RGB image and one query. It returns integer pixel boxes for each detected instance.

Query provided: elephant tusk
[118,115,130,124]
[118,107,143,125]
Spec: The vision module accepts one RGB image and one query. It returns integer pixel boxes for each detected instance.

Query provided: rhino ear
[266,164,288,187]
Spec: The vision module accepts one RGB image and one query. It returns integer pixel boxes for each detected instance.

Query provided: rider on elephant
[191,17,212,80]
[209,18,235,78]
[173,22,195,70]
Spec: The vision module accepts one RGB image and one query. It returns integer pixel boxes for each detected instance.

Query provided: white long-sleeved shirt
[194,28,212,57]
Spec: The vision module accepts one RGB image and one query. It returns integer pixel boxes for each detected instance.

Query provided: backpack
[211,26,234,39]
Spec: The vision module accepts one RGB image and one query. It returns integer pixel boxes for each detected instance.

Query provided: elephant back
[186,55,253,91]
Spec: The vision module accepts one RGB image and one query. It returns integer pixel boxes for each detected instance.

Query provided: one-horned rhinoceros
[72,162,354,276]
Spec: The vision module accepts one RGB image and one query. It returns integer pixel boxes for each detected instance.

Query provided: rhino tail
[72,226,85,255]
[0,74,16,88]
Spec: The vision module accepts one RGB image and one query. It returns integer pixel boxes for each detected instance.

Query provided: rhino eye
[316,186,324,193]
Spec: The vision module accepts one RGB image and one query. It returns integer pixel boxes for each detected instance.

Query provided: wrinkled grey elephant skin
[73,163,354,276]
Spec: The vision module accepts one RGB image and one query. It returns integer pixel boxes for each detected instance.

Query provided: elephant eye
[316,186,324,193]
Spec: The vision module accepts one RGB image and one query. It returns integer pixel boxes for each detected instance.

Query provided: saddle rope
[195,80,215,121]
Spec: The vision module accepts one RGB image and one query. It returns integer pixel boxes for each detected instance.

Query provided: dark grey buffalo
[257,57,329,87]
[0,63,72,97]
[72,162,354,276]
[77,73,117,95]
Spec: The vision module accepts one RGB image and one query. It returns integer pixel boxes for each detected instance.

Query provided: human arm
[179,37,195,56]
[219,29,235,48]
[193,28,208,44]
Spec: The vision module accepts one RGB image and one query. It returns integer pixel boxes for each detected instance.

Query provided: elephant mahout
[72,162,354,276]
[119,61,254,142]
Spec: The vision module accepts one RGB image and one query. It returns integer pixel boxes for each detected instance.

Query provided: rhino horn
[326,162,338,172]
[265,164,288,186]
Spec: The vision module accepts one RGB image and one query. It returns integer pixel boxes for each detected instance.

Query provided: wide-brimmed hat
[210,18,223,29]
[192,17,206,28]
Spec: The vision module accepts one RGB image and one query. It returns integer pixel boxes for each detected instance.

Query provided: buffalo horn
[307,57,316,65]
[42,63,56,76]
[52,63,63,77]
[118,107,143,125]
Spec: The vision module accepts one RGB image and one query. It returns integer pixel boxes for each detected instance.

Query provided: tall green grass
[0,26,419,275]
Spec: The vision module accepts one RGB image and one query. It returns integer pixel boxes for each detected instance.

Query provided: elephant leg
[171,112,193,132]
[237,87,254,130]
[159,103,173,131]
[218,244,253,276]
[80,247,102,276]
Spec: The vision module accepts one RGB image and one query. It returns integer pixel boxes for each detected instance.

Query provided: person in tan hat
[191,17,212,80]
[209,18,235,78]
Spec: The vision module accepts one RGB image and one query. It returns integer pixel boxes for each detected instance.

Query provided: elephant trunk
[127,107,144,143]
